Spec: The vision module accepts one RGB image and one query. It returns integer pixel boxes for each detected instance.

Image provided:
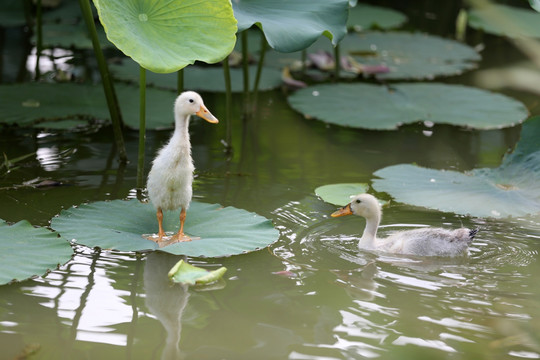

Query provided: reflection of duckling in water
[332,194,477,257]
[144,253,190,360]
[147,91,219,245]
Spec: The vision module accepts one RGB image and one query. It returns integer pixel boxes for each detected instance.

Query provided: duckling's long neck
[170,114,191,151]
[359,211,380,249]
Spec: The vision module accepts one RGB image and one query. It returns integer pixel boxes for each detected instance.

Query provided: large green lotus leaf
[347,4,407,31]
[339,32,480,80]
[232,0,349,52]
[0,219,73,285]
[287,83,528,130]
[469,4,540,38]
[315,183,369,206]
[168,260,227,285]
[0,83,179,130]
[93,0,237,73]
[50,199,279,257]
[110,61,281,93]
[372,116,540,219]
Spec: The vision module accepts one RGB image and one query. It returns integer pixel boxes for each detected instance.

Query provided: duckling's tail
[469,229,479,240]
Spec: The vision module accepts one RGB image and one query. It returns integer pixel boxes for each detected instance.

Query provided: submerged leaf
[0,220,73,285]
[315,183,369,206]
[50,199,279,257]
[287,83,528,130]
[168,260,227,285]
[372,116,540,218]
[94,0,237,72]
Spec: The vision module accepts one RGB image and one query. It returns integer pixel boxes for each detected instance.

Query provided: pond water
[2,2,540,360]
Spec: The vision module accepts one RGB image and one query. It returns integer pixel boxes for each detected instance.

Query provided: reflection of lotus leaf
[340,32,481,80]
[93,0,237,73]
[50,199,279,257]
[232,0,349,52]
[110,60,282,93]
[347,4,407,31]
[372,116,540,219]
[315,183,369,206]
[287,83,528,130]
[469,4,540,38]
[0,220,73,285]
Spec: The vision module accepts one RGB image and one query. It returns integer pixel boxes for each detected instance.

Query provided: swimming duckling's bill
[331,203,353,217]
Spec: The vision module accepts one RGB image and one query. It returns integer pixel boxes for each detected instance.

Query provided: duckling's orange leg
[157,207,165,241]
[172,207,192,242]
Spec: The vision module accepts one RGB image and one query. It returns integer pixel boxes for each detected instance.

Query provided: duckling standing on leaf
[147,91,218,244]
[331,194,477,257]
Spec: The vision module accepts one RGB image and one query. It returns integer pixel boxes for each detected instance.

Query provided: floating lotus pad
[315,183,369,206]
[469,4,540,39]
[50,199,280,257]
[0,83,180,130]
[94,0,237,73]
[287,83,528,130]
[339,32,481,80]
[0,219,73,285]
[168,260,227,285]
[347,4,407,31]
[372,116,540,218]
[110,61,282,93]
[233,0,349,52]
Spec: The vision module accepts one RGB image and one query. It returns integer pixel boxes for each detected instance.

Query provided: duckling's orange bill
[331,204,353,217]
[196,105,219,124]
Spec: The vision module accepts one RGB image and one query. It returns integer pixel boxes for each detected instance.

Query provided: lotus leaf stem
[79,0,127,163]
[137,66,147,189]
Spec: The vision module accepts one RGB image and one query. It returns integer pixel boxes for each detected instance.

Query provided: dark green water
[2,2,540,360]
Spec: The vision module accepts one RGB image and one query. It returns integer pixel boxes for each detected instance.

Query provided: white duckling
[147,91,218,243]
[331,194,477,257]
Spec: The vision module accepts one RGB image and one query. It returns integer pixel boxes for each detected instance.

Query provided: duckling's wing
[386,228,474,257]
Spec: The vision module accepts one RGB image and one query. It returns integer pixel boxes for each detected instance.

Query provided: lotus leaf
[0,83,182,130]
[347,4,407,31]
[168,260,227,285]
[469,4,540,38]
[339,32,480,80]
[50,199,279,257]
[0,219,73,285]
[232,0,349,52]
[110,61,282,93]
[93,0,237,73]
[315,183,369,206]
[287,83,528,130]
[372,116,540,218]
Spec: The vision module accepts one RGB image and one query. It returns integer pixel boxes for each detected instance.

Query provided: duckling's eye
[188,99,194,103]
[355,199,361,204]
